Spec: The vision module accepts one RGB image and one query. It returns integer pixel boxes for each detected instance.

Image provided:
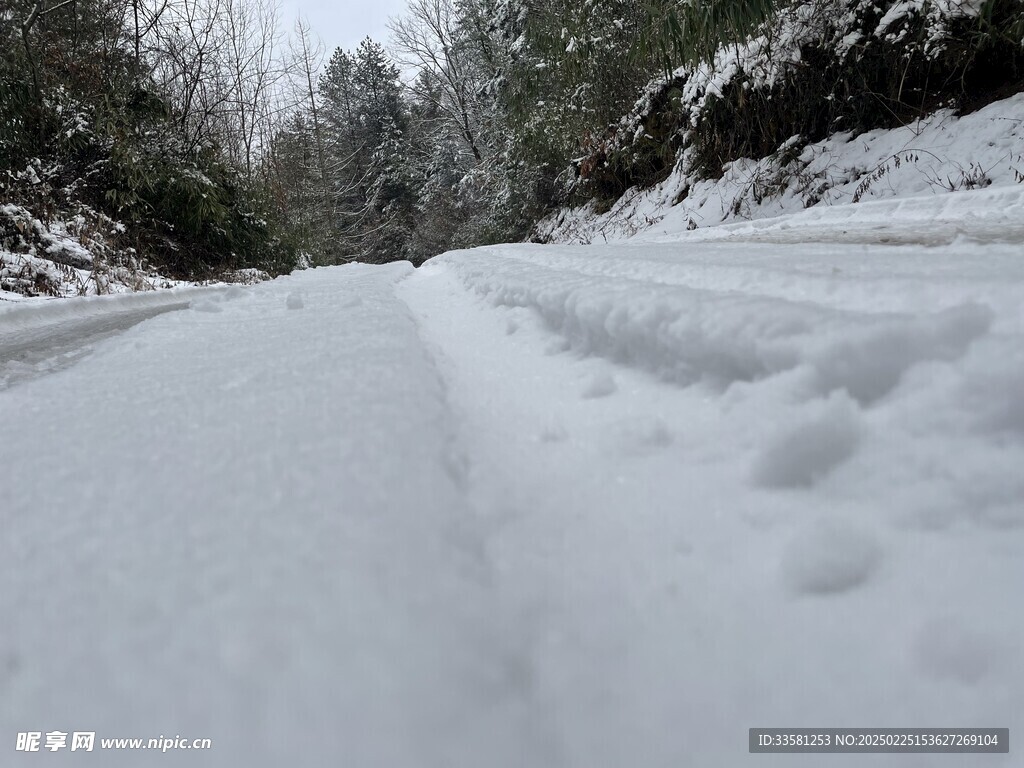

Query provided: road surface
[2,199,1022,766]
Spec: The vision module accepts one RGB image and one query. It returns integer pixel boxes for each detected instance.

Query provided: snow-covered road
[2,207,1022,766]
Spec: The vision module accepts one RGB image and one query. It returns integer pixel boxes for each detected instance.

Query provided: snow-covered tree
[1,0,294,278]
[316,38,416,262]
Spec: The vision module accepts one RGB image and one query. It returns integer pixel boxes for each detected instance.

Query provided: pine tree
[318,38,415,262]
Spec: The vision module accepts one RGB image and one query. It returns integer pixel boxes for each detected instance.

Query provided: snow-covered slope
[2,198,1022,765]
[0,203,186,301]
[0,203,269,302]
[540,93,1024,245]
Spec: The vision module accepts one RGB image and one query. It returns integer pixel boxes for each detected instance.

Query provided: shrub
[576,0,1024,202]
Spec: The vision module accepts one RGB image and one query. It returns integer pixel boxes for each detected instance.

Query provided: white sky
[277,0,409,55]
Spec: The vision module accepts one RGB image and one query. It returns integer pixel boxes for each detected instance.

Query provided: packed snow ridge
[2,185,1022,765]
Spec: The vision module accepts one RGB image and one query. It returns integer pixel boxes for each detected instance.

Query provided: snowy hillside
[540,93,1024,244]
[0,202,270,303]
[2,189,1022,765]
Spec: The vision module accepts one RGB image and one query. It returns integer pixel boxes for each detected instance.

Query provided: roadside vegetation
[2,0,1022,296]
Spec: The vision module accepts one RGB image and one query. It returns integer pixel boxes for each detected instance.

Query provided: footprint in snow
[752,396,861,489]
[581,372,617,399]
[781,518,882,596]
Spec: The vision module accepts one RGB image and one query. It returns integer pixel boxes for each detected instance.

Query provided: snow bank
[411,231,1024,765]
[0,202,188,300]
[431,233,1024,540]
[640,183,1024,245]
[541,93,1024,244]
[440,244,995,404]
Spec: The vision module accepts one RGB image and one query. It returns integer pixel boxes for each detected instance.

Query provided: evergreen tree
[318,38,416,262]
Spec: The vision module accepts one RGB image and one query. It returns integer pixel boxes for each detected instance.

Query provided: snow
[0,286,218,390]
[2,191,1023,766]
[780,516,883,595]
[0,202,208,301]
[540,92,1024,245]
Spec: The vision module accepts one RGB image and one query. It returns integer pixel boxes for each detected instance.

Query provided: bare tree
[146,0,290,177]
[153,0,229,149]
[389,0,486,163]
[220,0,282,174]
[289,16,327,186]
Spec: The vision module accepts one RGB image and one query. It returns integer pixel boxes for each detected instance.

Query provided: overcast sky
[277,0,409,56]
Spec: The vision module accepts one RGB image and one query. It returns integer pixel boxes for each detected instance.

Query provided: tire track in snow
[399,242,1024,767]
[395,267,569,768]
[0,286,222,389]
[399,261,726,767]
[0,265,565,768]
